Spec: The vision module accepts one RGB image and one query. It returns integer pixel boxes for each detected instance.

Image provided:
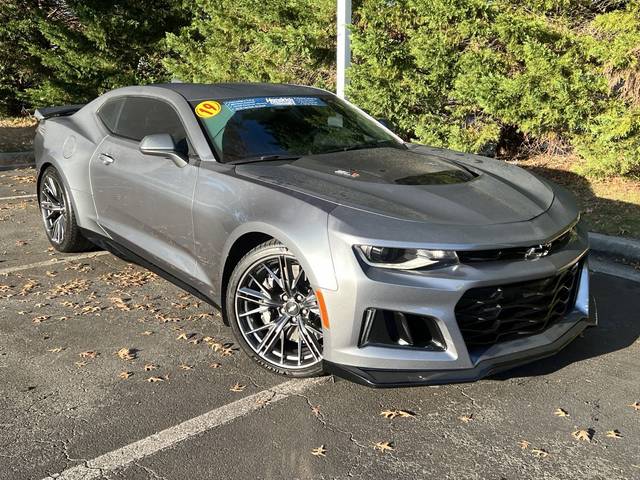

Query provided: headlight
[355,245,459,270]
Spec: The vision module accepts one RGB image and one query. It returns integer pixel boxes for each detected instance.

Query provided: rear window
[97,99,124,133]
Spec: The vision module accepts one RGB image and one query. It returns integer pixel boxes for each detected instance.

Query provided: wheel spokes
[235,254,323,369]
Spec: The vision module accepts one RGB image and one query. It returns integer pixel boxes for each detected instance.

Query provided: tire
[226,239,324,377]
[38,166,93,253]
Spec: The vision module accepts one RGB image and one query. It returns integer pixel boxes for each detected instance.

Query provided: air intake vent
[359,309,445,351]
[455,260,582,347]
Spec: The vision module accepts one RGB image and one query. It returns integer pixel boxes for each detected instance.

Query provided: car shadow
[492,270,640,380]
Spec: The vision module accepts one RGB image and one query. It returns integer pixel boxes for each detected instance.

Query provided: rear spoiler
[34,104,85,121]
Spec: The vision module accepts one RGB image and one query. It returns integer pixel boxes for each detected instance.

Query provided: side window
[97,98,125,134]
[115,97,191,154]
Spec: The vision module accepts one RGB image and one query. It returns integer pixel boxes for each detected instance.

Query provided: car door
[90,95,198,279]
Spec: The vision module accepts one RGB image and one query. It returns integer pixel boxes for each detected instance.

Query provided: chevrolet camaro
[34,83,592,386]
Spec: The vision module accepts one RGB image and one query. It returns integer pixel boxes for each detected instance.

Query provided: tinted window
[115,97,190,153]
[97,99,124,133]
[194,96,401,163]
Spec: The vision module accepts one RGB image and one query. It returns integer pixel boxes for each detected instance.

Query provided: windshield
[191,96,403,163]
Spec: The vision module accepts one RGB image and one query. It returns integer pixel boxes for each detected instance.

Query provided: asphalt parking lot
[0,168,639,480]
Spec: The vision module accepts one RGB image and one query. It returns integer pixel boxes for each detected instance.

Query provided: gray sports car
[34,83,592,386]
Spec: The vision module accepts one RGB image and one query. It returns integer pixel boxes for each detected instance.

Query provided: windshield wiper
[229,154,302,165]
[327,139,404,154]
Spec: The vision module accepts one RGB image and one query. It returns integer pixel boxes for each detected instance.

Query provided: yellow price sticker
[195,100,222,118]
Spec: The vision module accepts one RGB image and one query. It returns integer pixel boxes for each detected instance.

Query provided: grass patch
[0,116,37,152]
[515,154,640,240]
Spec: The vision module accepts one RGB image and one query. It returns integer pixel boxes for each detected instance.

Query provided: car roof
[153,82,329,102]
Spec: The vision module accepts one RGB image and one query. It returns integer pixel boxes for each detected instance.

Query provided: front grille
[454,261,582,347]
[457,226,576,263]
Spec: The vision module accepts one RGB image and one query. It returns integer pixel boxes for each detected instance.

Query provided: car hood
[235,146,554,225]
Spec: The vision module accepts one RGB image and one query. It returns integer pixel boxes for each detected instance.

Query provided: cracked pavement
[0,168,639,480]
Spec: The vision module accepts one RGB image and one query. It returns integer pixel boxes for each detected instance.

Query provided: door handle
[99,153,114,165]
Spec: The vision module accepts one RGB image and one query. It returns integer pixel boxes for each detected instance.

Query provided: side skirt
[79,228,223,314]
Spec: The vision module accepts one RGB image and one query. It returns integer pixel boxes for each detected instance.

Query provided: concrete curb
[589,232,640,263]
[0,151,35,171]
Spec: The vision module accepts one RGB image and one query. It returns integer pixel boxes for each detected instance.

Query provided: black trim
[35,104,85,121]
[80,228,221,311]
[325,317,590,388]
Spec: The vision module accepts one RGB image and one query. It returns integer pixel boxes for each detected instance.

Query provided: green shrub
[349,0,640,176]
[164,0,336,89]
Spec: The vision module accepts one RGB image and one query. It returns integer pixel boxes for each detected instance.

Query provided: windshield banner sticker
[195,100,222,118]
[223,97,326,112]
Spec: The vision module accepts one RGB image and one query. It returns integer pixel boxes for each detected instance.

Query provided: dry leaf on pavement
[146,376,166,383]
[140,330,154,336]
[380,409,415,419]
[209,363,221,369]
[144,364,158,371]
[179,364,193,370]
[629,402,640,411]
[79,351,98,359]
[458,414,473,423]
[606,430,623,439]
[373,441,394,453]
[119,371,133,379]
[554,408,570,417]
[311,405,321,417]
[531,448,549,458]
[116,348,136,360]
[311,445,327,457]
[572,429,593,442]
[230,383,246,392]
[518,440,530,449]
[47,347,63,353]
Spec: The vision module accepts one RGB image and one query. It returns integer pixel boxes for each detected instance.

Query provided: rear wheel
[38,166,93,252]
[226,240,324,377]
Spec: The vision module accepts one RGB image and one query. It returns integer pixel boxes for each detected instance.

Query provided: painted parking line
[0,193,37,201]
[0,251,111,275]
[42,376,329,480]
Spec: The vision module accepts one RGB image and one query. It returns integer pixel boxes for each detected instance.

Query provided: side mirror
[139,133,188,168]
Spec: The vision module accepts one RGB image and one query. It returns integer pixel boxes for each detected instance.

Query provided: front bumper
[321,217,593,387]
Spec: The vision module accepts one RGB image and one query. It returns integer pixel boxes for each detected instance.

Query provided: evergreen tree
[24,0,188,107]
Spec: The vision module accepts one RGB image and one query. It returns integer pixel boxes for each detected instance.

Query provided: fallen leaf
[79,351,98,359]
[458,414,473,423]
[179,364,193,370]
[311,405,321,417]
[32,315,50,323]
[554,408,570,417]
[45,271,57,277]
[230,383,246,392]
[188,338,200,345]
[220,346,234,356]
[518,440,530,450]
[380,409,415,420]
[144,364,158,371]
[146,376,166,383]
[116,348,136,360]
[629,402,640,411]
[47,347,63,353]
[119,371,133,379]
[209,362,221,369]
[531,448,549,458]
[373,441,394,453]
[140,330,154,336]
[311,445,327,457]
[176,332,189,340]
[75,361,86,368]
[606,430,623,439]
[572,429,593,442]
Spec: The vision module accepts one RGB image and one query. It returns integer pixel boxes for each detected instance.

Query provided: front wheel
[226,240,324,377]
